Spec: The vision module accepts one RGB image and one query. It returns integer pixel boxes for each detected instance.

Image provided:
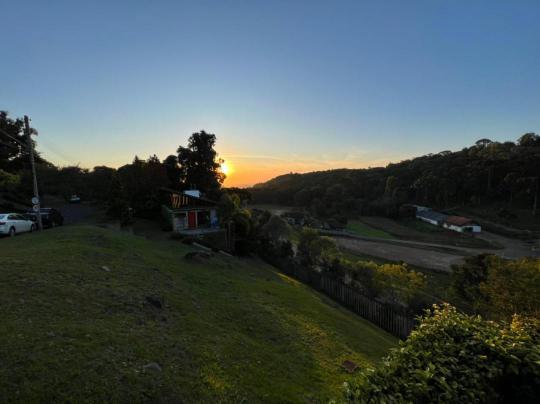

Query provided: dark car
[26,208,64,228]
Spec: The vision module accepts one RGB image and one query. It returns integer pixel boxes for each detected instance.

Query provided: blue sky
[2,0,539,186]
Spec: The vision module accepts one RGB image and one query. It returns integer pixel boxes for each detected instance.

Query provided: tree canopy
[251,135,540,218]
[0,111,43,172]
[452,255,540,320]
[177,131,225,196]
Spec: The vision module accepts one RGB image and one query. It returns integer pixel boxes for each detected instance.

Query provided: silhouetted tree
[0,111,26,170]
[517,132,540,147]
[177,131,225,196]
[163,155,181,189]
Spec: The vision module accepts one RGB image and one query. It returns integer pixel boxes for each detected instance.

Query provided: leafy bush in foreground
[345,304,540,403]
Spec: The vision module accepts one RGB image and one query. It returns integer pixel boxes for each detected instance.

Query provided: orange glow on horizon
[220,154,400,188]
[220,159,337,188]
[222,165,285,188]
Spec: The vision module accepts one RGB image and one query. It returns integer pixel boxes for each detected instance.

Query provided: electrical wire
[0,139,20,149]
[0,128,27,149]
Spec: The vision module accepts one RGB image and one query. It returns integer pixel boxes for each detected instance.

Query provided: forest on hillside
[250,135,540,221]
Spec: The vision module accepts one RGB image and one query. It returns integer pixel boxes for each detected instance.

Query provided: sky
[1,0,539,187]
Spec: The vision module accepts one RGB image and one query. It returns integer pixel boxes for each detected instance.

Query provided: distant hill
[250,134,540,221]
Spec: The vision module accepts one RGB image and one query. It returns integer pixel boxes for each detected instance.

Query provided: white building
[443,216,482,233]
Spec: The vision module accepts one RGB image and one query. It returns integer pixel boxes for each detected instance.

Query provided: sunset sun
[220,161,231,176]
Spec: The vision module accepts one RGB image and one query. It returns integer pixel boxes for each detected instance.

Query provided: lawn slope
[0,226,396,403]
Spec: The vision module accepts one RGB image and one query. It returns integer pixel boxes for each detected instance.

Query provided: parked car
[0,213,36,236]
[69,195,81,204]
[26,208,64,228]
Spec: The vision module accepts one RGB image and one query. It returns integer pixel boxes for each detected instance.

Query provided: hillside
[250,136,540,229]
[0,226,396,402]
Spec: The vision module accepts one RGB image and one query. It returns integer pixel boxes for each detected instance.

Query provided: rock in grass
[101,266,111,272]
[341,360,358,373]
[143,362,162,372]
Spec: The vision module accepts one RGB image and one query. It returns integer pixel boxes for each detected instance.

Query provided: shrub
[261,215,292,241]
[479,257,540,320]
[279,240,294,259]
[451,254,491,311]
[452,255,540,319]
[345,304,540,403]
[373,264,426,307]
[297,228,338,268]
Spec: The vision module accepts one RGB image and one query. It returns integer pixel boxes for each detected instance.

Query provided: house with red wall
[161,189,220,235]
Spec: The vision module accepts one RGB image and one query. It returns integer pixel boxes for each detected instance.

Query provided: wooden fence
[280,263,416,339]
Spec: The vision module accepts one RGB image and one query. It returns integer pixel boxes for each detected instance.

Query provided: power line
[1,126,77,167]
[0,127,27,149]
[38,138,78,165]
[0,139,22,151]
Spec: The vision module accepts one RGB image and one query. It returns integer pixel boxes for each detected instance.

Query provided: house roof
[445,216,475,226]
[161,187,218,210]
[416,210,448,222]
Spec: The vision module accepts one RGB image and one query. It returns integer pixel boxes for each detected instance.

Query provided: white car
[0,213,36,237]
[69,195,81,204]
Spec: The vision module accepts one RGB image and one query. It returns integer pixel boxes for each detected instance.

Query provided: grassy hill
[0,226,396,402]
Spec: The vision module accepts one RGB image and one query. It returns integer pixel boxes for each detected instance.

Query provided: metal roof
[416,210,448,222]
[445,216,475,226]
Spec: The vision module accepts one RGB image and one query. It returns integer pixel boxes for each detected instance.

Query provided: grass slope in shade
[0,226,396,403]
[345,220,393,239]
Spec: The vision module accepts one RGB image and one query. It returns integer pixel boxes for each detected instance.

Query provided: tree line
[1,110,227,218]
[250,135,540,220]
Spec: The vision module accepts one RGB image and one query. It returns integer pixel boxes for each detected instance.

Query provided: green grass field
[0,225,396,402]
[345,220,394,239]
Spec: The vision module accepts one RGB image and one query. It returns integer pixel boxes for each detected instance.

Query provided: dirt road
[332,230,539,272]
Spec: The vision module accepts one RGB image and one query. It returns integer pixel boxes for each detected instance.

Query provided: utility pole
[533,177,538,217]
[24,115,43,231]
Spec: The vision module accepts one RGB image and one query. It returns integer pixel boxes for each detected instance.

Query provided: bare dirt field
[335,237,465,272]
[334,229,539,272]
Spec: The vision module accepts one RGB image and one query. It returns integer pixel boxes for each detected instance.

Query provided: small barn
[443,216,482,233]
[161,189,221,235]
[416,210,448,226]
